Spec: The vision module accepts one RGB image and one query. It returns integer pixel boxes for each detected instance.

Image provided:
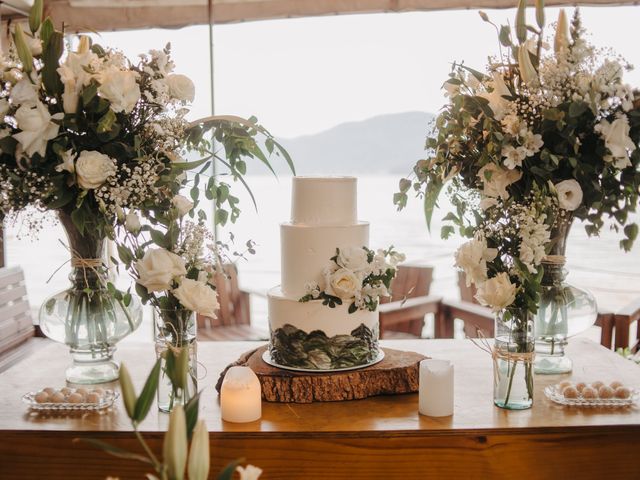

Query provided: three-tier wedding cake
[267,176,380,370]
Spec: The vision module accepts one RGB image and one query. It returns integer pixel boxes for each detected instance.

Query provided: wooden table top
[1,337,639,437]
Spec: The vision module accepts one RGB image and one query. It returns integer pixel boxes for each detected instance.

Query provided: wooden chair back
[612,299,640,353]
[0,267,35,359]
[458,271,479,304]
[379,264,434,337]
[197,263,251,330]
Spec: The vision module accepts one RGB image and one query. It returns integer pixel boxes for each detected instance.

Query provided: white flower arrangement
[299,246,404,313]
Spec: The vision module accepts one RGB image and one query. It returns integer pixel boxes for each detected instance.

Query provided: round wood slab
[215,345,427,403]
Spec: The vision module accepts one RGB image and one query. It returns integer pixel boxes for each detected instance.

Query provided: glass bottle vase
[39,211,143,384]
[534,216,598,374]
[154,308,198,413]
[494,309,535,410]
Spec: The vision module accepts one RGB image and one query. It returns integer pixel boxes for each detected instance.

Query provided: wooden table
[1,338,639,479]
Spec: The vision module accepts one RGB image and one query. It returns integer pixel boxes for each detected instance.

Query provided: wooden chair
[378,264,441,339]
[0,267,37,372]
[197,264,267,341]
[611,298,640,353]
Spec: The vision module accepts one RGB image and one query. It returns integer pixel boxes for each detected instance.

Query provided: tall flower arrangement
[0,0,293,385]
[395,1,640,407]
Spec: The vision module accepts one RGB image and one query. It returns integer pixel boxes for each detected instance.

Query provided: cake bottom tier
[268,287,379,370]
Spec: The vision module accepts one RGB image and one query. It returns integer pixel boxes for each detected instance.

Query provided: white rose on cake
[97,66,141,113]
[325,268,362,300]
[173,278,219,318]
[75,150,116,189]
[475,273,517,311]
[337,246,369,272]
[136,248,187,292]
[167,74,195,102]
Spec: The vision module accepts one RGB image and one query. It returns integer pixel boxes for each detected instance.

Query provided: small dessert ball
[60,387,72,396]
[582,387,598,399]
[575,382,587,393]
[75,388,89,396]
[42,387,56,395]
[610,381,624,390]
[558,381,573,391]
[598,386,615,399]
[615,387,631,399]
[85,392,101,403]
[590,381,604,390]
[50,392,66,403]
[92,388,105,396]
[34,391,50,403]
[563,386,579,399]
[67,393,84,403]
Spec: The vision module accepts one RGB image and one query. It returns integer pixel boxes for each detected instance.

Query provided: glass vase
[534,216,598,374]
[493,308,535,410]
[154,308,198,413]
[39,211,143,384]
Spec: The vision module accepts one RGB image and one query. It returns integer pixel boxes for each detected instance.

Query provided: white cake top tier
[290,176,357,226]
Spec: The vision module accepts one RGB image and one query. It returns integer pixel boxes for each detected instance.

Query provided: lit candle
[220,366,262,423]
[419,359,454,417]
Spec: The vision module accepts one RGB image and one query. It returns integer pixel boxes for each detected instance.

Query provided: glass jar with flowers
[396,1,640,408]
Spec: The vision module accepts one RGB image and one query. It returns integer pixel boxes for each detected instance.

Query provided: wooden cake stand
[215,345,427,403]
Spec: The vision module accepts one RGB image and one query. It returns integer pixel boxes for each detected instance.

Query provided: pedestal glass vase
[534,217,598,374]
[38,211,143,384]
[154,308,198,413]
[493,308,534,410]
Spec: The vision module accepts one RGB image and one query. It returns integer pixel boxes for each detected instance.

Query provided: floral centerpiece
[395,1,640,408]
[299,246,405,312]
[0,0,292,384]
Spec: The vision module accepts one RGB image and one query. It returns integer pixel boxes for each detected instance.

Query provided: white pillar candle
[419,359,454,417]
[220,366,262,423]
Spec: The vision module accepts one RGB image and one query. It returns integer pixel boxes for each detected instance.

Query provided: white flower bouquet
[299,246,404,313]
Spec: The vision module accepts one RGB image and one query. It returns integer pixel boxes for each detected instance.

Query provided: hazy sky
[97,6,640,138]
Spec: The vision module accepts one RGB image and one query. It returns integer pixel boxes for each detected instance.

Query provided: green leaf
[184,392,201,439]
[97,109,117,133]
[39,18,54,46]
[42,31,64,96]
[423,180,443,232]
[214,209,229,226]
[76,438,154,465]
[81,83,98,107]
[515,0,527,44]
[150,229,169,249]
[568,101,588,118]
[217,460,244,480]
[14,24,33,73]
[499,25,512,47]
[624,223,638,241]
[70,207,86,235]
[29,0,43,33]
[133,358,162,423]
[171,158,209,171]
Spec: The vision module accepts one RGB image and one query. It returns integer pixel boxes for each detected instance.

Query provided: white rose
[172,194,194,216]
[236,465,263,480]
[325,268,361,300]
[475,272,517,312]
[454,234,498,287]
[97,66,141,113]
[172,278,219,318]
[13,102,61,157]
[337,246,369,272]
[75,150,116,189]
[477,163,522,200]
[10,78,39,106]
[555,179,583,211]
[125,212,141,234]
[60,51,98,88]
[136,248,187,292]
[596,116,636,169]
[167,74,195,102]
[479,72,511,121]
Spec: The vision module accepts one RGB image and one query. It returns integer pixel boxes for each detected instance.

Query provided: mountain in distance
[270,111,433,175]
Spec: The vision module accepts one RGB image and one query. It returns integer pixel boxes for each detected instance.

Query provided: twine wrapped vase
[493,308,535,410]
[38,211,143,384]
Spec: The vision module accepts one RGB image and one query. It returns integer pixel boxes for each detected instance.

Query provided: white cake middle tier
[280,221,370,299]
[268,287,379,338]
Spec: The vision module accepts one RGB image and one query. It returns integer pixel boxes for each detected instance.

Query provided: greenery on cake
[299,246,404,313]
[270,323,378,369]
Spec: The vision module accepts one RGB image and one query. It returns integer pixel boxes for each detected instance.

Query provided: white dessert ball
[582,387,598,399]
[615,387,631,399]
[598,386,615,399]
[563,386,579,399]
[67,393,84,403]
[50,392,66,403]
[575,382,587,393]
